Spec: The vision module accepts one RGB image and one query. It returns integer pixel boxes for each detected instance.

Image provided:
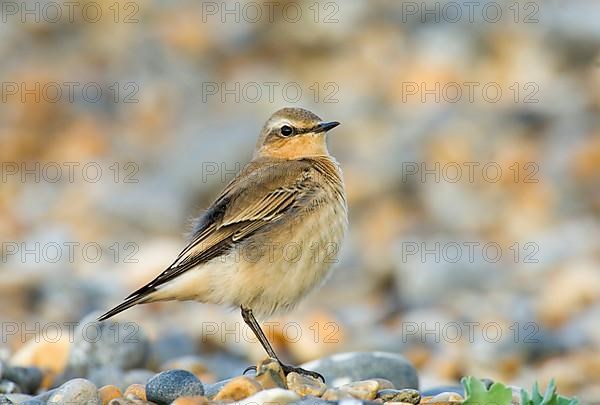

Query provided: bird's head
[254,107,340,160]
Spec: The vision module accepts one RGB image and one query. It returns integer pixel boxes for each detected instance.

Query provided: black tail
[97,296,142,321]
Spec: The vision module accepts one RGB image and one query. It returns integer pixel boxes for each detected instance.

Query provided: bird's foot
[243,365,257,375]
[279,362,325,383]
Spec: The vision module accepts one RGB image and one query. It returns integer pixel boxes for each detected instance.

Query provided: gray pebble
[376,388,421,404]
[47,378,99,405]
[3,367,42,395]
[87,366,125,390]
[301,352,418,389]
[150,331,197,365]
[0,380,21,394]
[292,396,337,405]
[31,388,58,403]
[146,369,204,405]
[66,312,149,377]
[421,385,464,397]
[1,394,33,404]
[122,369,155,387]
[203,378,232,399]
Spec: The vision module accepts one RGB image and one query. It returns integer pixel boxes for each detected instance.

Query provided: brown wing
[123,159,318,299]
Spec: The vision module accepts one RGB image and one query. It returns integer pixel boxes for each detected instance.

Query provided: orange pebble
[124,384,146,401]
[98,385,122,405]
[171,396,208,405]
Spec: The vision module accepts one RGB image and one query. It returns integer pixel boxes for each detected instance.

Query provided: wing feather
[122,160,318,300]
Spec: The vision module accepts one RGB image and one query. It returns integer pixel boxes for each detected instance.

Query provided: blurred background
[1,0,600,401]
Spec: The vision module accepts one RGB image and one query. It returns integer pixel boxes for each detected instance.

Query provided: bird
[98,107,347,381]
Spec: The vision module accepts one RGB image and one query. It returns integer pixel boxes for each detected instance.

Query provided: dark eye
[280,125,294,137]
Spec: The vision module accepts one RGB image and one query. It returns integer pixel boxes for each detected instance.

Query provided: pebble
[122,369,155,387]
[30,388,57,403]
[237,388,300,405]
[161,356,210,380]
[373,378,395,390]
[171,396,208,405]
[202,378,231,399]
[421,386,464,397]
[300,352,418,389]
[377,388,421,404]
[293,397,337,405]
[384,402,417,405]
[3,366,42,394]
[0,380,21,394]
[339,379,381,400]
[88,366,125,389]
[213,376,262,401]
[151,331,197,366]
[286,372,326,397]
[47,378,99,405]
[66,313,149,377]
[1,394,31,403]
[421,392,464,403]
[9,337,70,378]
[20,399,45,405]
[254,358,287,389]
[106,399,139,405]
[98,385,123,405]
[146,369,204,405]
[321,388,355,400]
[124,383,146,400]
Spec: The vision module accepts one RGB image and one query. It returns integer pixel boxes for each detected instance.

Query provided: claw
[279,362,325,383]
[243,365,257,375]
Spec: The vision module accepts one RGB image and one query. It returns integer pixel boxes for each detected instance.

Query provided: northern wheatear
[99,107,347,380]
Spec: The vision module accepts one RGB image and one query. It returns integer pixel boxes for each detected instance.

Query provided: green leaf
[462,376,513,405]
[520,379,580,405]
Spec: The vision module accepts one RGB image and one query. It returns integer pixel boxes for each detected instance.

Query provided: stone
[171,396,208,405]
[19,399,45,405]
[10,337,70,377]
[339,379,380,400]
[88,366,125,390]
[47,378,99,405]
[202,378,231,399]
[286,372,326,397]
[2,394,34,404]
[30,388,58,403]
[151,331,197,366]
[122,369,155,387]
[237,388,300,405]
[213,376,262,401]
[254,358,287,389]
[376,388,421,404]
[107,399,138,405]
[3,366,43,394]
[421,386,463,397]
[124,383,146,400]
[292,397,335,405]
[422,392,464,403]
[146,369,204,405]
[66,312,149,377]
[384,402,417,405]
[300,352,418,389]
[0,380,21,394]
[160,356,210,381]
[98,385,123,405]
[373,378,395,390]
[321,388,354,400]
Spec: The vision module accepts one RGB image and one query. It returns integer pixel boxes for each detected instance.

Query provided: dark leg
[240,306,325,382]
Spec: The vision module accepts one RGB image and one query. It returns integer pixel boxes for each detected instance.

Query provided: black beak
[314,121,340,133]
